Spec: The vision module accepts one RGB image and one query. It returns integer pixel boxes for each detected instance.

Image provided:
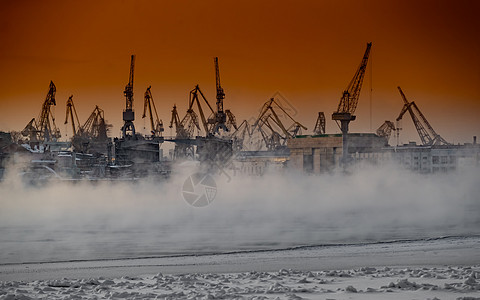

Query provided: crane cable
[369,47,373,133]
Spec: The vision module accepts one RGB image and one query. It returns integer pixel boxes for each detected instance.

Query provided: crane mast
[122,55,136,138]
[396,87,449,146]
[215,57,224,115]
[332,42,372,166]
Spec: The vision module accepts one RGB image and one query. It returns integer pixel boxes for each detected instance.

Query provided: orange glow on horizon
[0,0,479,144]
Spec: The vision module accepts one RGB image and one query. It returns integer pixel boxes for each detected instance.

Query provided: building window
[441,156,448,164]
[432,156,439,164]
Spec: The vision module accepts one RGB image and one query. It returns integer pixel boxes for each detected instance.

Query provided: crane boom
[143,86,164,137]
[65,95,81,136]
[189,85,214,135]
[169,105,181,130]
[336,42,372,115]
[124,55,135,111]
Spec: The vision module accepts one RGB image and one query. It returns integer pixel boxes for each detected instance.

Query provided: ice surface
[1,264,479,299]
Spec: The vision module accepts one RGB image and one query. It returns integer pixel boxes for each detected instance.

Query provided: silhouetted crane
[64,95,81,136]
[21,81,61,143]
[396,86,449,146]
[251,97,307,150]
[143,86,164,137]
[208,57,228,134]
[332,43,372,165]
[376,120,395,142]
[122,55,136,138]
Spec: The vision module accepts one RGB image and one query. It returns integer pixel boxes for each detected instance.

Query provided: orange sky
[0,0,479,144]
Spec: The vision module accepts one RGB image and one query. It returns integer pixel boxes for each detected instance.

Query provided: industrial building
[286,134,479,174]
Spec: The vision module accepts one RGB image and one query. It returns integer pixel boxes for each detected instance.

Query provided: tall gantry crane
[396,86,449,146]
[313,112,326,135]
[65,95,81,136]
[122,55,136,138]
[22,81,61,143]
[143,86,164,137]
[208,57,228,134]
[332,42,372,164]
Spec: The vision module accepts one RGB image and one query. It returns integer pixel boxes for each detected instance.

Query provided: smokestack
[474,136,477,145]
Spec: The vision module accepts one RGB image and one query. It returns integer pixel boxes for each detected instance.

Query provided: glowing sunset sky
[0,0,479,144]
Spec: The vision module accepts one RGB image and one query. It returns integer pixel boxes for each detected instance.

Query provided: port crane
[168,86,213,159]
[64,95,81,136]
[168,104,194,159]
[142,86,164,137]
[21,81,61,143]
[376,120,396,142]
[332,43,372,164]
[225,109,238,132]
[169,105,189,138]
[188,85,213,135]
[313,112,326,135]
[396,86,449,146]
[82,105,109,142]
[122,55,136,138]
[66,101,110,153]
[207,57,228,134]
[230,120,252,151]
[169,95,203,159]
[251,97,307,150]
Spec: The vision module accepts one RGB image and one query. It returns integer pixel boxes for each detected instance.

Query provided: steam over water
[1,163,479,264]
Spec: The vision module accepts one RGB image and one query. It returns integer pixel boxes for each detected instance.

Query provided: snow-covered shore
[1,266,479,299]
[1,236,479,299]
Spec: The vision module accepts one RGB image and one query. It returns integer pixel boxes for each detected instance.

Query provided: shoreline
[2,235,479,282]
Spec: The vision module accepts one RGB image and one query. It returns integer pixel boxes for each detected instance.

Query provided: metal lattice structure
[396,86,449,146]
[376,120,396,141]
[143,86,164,137]
[313,112,326,135]
[21,81,61,143]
